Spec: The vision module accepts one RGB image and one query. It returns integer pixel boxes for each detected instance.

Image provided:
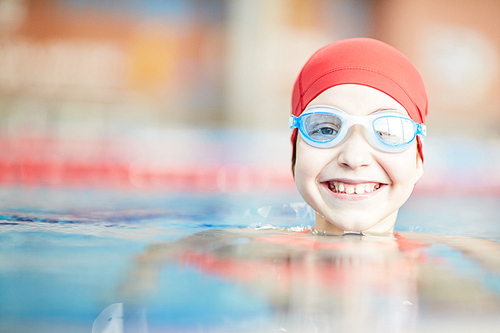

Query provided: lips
[325,181,383,195]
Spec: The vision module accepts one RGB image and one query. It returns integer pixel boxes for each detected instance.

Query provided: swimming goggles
[289,105,426,153]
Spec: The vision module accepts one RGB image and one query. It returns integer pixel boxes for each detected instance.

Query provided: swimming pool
[1,186,500,333]
[1,130,500,332]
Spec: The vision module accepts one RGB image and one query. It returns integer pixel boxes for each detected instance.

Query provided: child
[289,38,427,235]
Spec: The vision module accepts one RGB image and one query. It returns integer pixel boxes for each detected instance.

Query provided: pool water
[1,187,500,332]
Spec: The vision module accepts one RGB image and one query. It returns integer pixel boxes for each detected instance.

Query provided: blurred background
[0,0,499,193]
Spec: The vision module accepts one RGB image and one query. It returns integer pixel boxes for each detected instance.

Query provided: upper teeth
[328,182,381,194]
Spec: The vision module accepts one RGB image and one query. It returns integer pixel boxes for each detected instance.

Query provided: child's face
[294,84,424,234]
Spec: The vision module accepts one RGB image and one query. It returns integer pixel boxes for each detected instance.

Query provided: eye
[322,127,334,135]
[314,126,337,136]
[309,122,340,139]
[303,113,342,141]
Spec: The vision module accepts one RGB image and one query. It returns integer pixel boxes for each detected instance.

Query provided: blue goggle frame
[289,105,426,153]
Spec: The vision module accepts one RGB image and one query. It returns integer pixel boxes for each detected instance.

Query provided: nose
[336,126,373,169]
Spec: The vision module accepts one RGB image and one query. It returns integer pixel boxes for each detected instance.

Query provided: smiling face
[294,84,424,235]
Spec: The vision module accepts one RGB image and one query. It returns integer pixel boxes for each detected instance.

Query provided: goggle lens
[303,113,342,142]
[373,116,417,146]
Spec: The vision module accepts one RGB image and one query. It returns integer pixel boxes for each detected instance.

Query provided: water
[1,187,500,332]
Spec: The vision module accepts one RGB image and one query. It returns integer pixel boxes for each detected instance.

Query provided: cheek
[381,148,420,186]
[294,141,326,192]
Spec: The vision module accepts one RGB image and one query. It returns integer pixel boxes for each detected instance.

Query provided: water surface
[1,187,500,332]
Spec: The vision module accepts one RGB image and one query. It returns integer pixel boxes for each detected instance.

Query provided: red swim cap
[291,38,428,159]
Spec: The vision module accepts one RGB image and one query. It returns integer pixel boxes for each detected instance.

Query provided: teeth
[355,185,365,194]
[328,181,382,194]
[345,185,355,194]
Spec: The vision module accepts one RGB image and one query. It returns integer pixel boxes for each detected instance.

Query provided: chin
[319,213,373,232]
[335,221,377,233]
[327,211,397,235]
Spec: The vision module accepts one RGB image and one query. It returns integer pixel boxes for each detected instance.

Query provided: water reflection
[120,229,500,332]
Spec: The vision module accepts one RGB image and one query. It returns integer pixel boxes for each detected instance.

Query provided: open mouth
[326,181,382,195]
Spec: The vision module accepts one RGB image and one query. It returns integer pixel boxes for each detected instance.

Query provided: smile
[327,181,382,194]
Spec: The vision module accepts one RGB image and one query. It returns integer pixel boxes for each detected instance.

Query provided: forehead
[306,84,408,117]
